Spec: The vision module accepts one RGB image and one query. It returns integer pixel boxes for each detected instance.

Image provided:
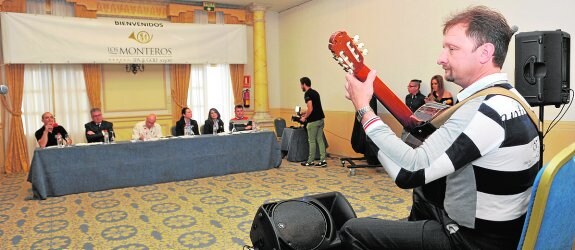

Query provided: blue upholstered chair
[517,142,575,250]
[274,117,287,139]
[171,126,177,136]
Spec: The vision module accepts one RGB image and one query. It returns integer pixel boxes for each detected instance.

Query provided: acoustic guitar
[328,31,449,146]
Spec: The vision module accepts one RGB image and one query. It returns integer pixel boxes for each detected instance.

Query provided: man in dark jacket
[85,108,114,143]
[405,79,426,113]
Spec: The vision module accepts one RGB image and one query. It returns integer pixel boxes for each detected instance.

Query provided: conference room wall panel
[102,64,168,112]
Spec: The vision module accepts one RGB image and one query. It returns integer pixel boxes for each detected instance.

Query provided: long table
[28,131,281,199]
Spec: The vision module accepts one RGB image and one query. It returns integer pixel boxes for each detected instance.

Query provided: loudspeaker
[249,192,356,250]
[515,30,570,107]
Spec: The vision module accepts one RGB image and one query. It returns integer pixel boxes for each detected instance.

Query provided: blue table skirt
[28,131,281,199]
[280,127,328,162]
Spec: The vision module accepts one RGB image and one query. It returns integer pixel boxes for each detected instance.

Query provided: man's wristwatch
[356,106,373,122]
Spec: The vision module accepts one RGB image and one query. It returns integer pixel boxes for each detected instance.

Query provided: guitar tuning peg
[357,43,365,49]
[362,49,369,55]
[353,35,360,43]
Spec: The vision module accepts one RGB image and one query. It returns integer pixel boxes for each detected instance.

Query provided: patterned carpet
[0,157,412,249]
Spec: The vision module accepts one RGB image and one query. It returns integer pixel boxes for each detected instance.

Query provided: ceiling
[182,0,312,12]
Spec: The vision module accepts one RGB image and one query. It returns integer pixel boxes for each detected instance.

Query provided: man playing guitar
[337,6,540,249]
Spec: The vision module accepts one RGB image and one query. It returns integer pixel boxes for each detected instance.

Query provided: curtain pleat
[83,64,102,109]
[229,64,244,106]
[170,64,191,123]
[3,64,30,173]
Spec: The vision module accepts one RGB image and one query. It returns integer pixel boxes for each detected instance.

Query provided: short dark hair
[443,5,513,68]
[90,108,101,114]
[300,77,311,87]
[181,107,190,115]
[410,79,422,87]
[234,104,244,110]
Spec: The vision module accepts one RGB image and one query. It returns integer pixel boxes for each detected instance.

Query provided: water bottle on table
[56,133,64,148]
[109,131,115,143]
[103,130,109,144]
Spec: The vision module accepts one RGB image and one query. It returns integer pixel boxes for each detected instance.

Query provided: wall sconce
[126,64,144,74]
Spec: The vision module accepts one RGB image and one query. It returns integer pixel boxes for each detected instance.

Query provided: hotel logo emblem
[129,31,153,44]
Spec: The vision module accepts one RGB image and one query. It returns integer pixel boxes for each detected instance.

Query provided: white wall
[274,0,575,120]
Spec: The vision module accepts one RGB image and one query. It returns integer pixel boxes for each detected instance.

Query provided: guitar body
[328,31,448,146]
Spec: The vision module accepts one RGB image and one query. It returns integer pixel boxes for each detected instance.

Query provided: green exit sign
[203,2,215,12]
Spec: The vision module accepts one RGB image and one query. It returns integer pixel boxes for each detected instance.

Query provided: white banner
[1,12,247,64]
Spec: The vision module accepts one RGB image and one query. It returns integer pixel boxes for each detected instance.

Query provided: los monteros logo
[129,31,153,44]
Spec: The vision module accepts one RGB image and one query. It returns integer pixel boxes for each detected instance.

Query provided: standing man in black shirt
[405,79,426,112]
[299,77,327,167]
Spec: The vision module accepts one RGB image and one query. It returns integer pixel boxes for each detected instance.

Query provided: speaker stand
[538,107,545,170]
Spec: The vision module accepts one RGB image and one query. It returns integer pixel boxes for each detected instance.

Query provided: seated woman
[203,108,225,134]
[175,107,199,136]
[426,75,454,105]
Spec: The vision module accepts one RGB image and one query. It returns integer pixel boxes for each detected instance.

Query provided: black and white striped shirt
[364,73,539,243]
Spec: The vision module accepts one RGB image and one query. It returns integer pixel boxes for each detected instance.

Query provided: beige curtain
[170,64,191,123]
[83,64,102,109]
[2,64,29,173]
[229,64,244,105]
[77,1,101,109]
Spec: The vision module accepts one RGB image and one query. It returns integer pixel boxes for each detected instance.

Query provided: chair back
[517,142,575,250]
[171,126,177,136]
[200,124,205,135]
[274,117,287,138]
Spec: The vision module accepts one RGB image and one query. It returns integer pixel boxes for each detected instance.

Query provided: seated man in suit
[229,104,253,131]
[35,112,72,148]
[132,113,162,141]
[85,108,114,143]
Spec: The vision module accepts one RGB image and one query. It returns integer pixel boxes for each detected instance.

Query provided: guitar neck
[355,65,414,129]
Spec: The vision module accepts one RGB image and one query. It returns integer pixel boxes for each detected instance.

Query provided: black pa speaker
[515,30,570,107]
[249,192,356,250]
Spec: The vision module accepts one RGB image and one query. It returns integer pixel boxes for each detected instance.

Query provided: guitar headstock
[328,31,368,74]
